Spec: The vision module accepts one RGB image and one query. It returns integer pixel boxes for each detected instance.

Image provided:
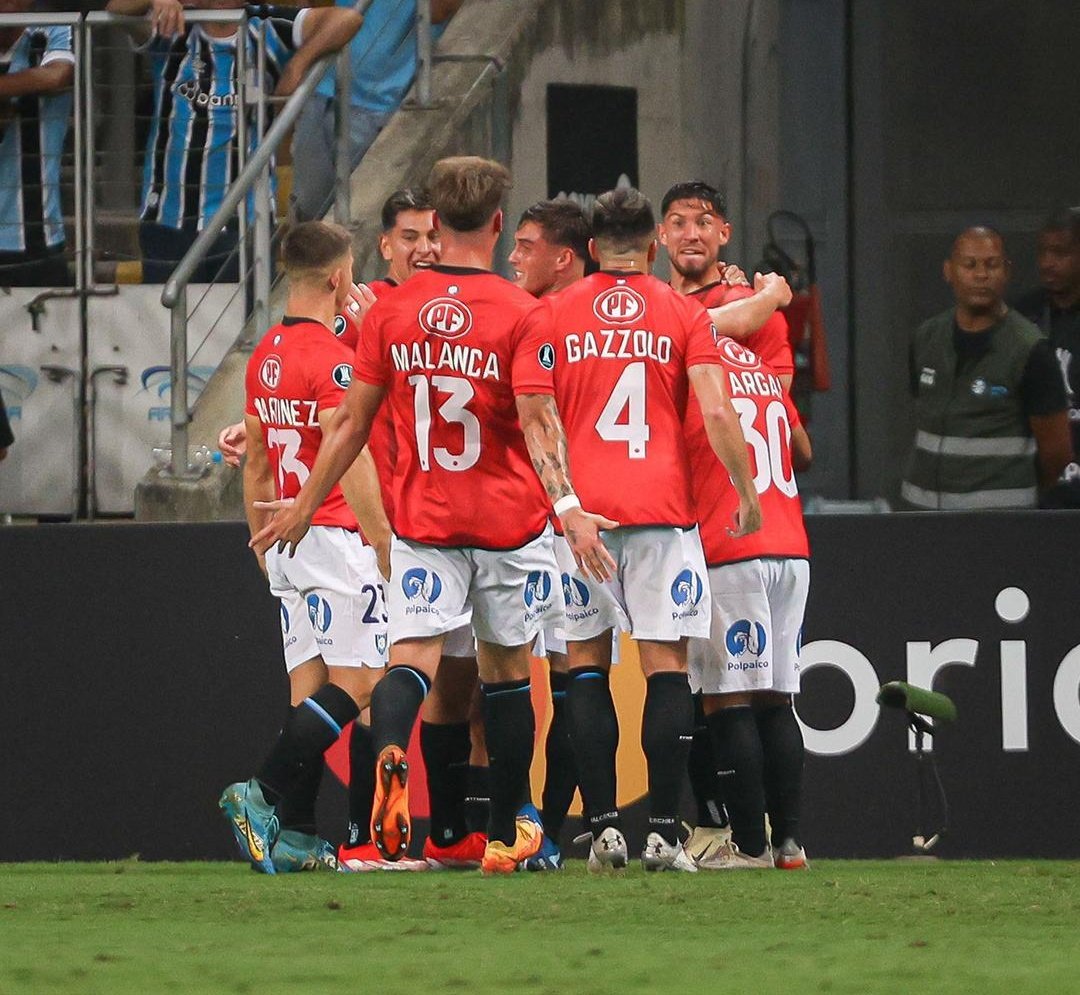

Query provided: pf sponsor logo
[720,338,760,369]
[726,619,767,657]
[593,284,646,324]
[402,567,443,604]
[419,297,472,339]
[306,594,333,634]
[259,354,282,391]
[524,570,552,608]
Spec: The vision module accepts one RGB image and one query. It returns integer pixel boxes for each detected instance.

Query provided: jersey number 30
[731,397,797,497]
[408,374,481,472]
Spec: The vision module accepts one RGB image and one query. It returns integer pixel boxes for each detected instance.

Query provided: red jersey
[686,336,809,564]
[245,317,359,531]
[517,271,723,527]
[353,265,550,549]
[687,281,794,378]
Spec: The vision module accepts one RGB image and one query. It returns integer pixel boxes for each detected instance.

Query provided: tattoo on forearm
[526,398,574,502]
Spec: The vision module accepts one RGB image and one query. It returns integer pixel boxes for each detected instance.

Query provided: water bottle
[152,444,223,475]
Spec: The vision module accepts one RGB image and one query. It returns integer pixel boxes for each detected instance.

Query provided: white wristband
[553,494,581,517]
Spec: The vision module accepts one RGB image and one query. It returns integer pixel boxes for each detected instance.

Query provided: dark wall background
[2,514,1079,862]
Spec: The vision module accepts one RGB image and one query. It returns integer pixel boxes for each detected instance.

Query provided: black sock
[256,684,359,805]
[277,756,323,835]
[567,667,620,835]
[481,679,535,846]
[347,721,376,846]
[641,671,694,846]
[370,666,430,754]
[707,706,767,857]
[465,765,490,834]
[756,703,804,846]
[420,721,470,847]
[541,671,577,843]
[687,695,728,829]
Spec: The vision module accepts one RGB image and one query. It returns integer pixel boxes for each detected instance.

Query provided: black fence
[2,513,1078,861]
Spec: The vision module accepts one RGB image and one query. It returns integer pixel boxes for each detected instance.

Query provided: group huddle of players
[218,156,812,876]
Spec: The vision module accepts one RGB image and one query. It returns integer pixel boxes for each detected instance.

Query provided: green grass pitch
[1,860,1077,994]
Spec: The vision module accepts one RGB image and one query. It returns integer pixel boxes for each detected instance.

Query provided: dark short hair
[281,220,352,276]
[591,187,656,254]
[950,225,1007,257]
[381,187,433,232]
[1041,206,1080,242]
[428,156,512,233]
[660,181,727,219]
[517,199,591,260]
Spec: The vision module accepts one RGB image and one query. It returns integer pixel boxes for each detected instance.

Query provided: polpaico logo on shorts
[523,570,553,622]
[402,567,443,616]
[562,573,599,622]
[725,619,769,671]
[280,603,291,634]
[307,594,334,646]
[670,569,704,620]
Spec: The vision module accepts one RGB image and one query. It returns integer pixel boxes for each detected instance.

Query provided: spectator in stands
[290,0,463,221]
[902,226,1073,510]
[0,386,12,460]
[1013,207,1080,458]
[107,0,361,282]
[0,1,74,287]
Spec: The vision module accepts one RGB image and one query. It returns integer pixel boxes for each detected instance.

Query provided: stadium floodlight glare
[876,682,955,855]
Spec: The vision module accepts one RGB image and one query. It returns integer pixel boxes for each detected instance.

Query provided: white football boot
[694,838,774,870]
[573,827,628,872]
[641,831,698,872]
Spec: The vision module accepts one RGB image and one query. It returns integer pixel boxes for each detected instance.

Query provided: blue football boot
[271,830,340,873]
[219,779,280,874]
[517,803,563,871]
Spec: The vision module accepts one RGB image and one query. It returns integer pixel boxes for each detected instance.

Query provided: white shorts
[688,557,810,695]
[387,526,561,648]
[266,526,389,673]
[533,623,621,663]
[442,623,477,658]
[554,527,711,642]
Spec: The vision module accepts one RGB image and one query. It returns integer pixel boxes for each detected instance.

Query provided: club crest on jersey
[720,338,760,369]
[402,567,443,604]
[538,343,556,370]
[259,354,282,391]
[670,569,704,620]
[419,297,473,339]
[375,633,388,656]
[333,315,348,337]
[593,284,646,324]
[306,594,333,634]
[332,363,352,389]
[562,573,599,622]
[725,619,768,670]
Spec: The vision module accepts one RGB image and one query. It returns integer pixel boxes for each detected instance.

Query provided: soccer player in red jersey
[518,186,789,871]
[660,181,795,389]
[684,336,812,870]
[219,221,390,874]
[251,156,614,874]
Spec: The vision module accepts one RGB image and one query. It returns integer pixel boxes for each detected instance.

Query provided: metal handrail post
[252,21,271,334]
[415,0,433,108]
[334,44,352,224]
[236,16,248,263]
[169,285,191,476]
[72,19,85,293]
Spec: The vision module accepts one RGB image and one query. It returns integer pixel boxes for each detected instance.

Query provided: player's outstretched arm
[241,414,274,574]
[688,363,762,538]
[218,421,247,468]
[516,393,618,582]
[707,272,792,341]
[249,379,385,556]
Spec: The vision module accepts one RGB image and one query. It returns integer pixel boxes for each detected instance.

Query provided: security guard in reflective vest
[903,227,1073,510]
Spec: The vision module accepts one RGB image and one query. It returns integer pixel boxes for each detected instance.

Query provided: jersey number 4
[731,397,797,497]
[596,362,650,459]
[407,374,481,472]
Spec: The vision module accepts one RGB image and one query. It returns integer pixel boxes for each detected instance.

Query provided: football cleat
[695,838,774,870]
[523,834,563,871]
[682,823,732,865]
[370,745,411,861]
[481,816,543,875]
[573,827,628,873]
[338,841,428,872]
[423,831,487,870]
[773,837,809,870]
[641,831,699,873]
[271,830,340,873]
[219,779,279,875]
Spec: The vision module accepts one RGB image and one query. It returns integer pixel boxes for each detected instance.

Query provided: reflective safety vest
[902,309,1044,510]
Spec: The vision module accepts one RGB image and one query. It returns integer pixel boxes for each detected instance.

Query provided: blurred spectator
[107,0,361,282]
[1013,207,1080,456]
[0,0,74,287]
[902,226,1072,511]
[291,0,463,221]
[0,385,11,460]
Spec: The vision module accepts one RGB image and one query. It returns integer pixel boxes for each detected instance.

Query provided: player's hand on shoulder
[218,421,247,468]
[721,263,750,287]
[728,492,763,539]
[561,506,619,583]
[754,271,793,309]
[249,498,311,557]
